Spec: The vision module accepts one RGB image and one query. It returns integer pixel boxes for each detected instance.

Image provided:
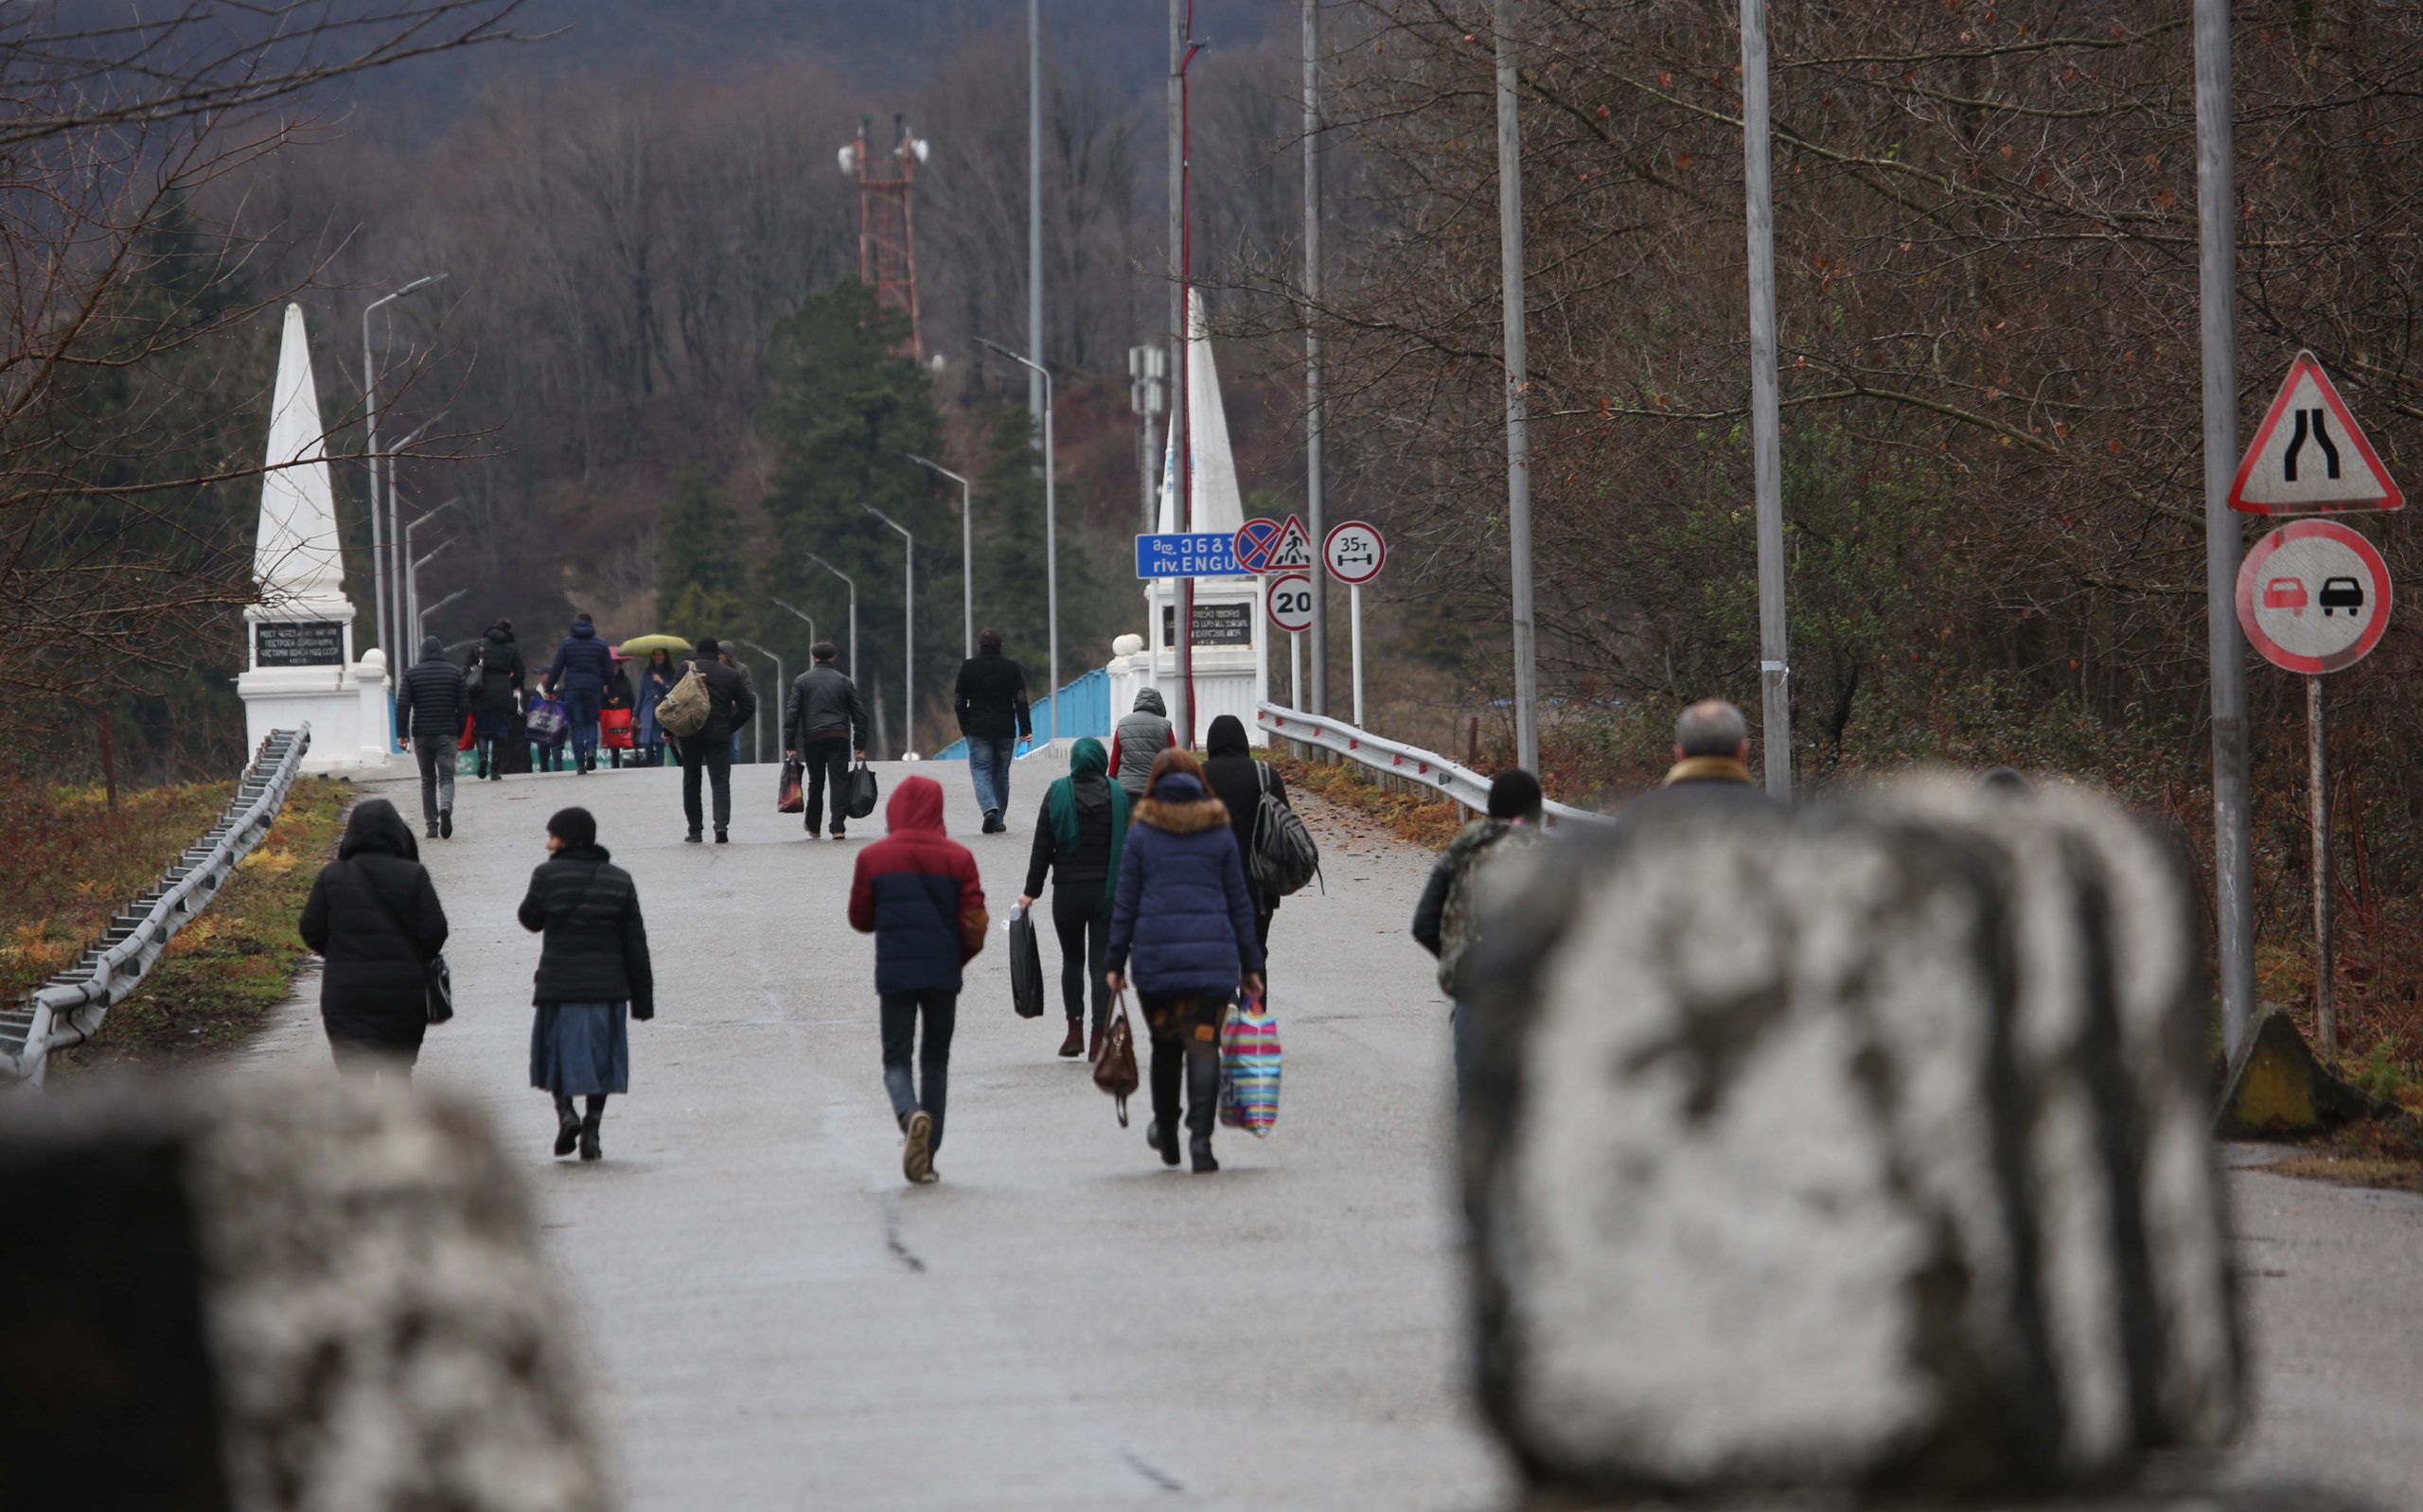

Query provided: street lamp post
[361,274,446,663]
[416,588,467,637]
[863,504,914,755]
[382,412,446,660]
[401,494,461,643]
[733,636,784,769]
[805,553,858,684]
[769,599,817,650]
[408,537,454,645]
[906,453,973,658]
[973,336,1058,741]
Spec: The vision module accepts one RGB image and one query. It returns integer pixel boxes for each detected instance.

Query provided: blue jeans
[566,689,602,762]
[965,735,1015,817]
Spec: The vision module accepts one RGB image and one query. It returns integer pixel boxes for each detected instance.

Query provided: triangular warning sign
[1267,514,1316,571]
[2230,352,2403,515]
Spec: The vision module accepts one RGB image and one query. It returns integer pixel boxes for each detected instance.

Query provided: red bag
[456,713,476,751]
[776,758,805,814]
[600,707,635,750]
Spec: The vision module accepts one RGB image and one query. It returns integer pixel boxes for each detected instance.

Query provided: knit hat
[546,806,597,850]
[696,636,720,658]
[1487,769,1544,821]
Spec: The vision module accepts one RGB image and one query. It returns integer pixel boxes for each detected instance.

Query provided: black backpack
[1248,764,1320,898]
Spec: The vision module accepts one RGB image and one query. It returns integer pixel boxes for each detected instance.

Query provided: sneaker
[439,809,453,839]
[1190,1137,1219,1175]
[830,827,846,840]
[1057,1022,1085,1058]
[982,809,1003,835]
[1146,1120,1180,1168]
[426,822,440,839]
[902,1110,934,1185]
[684,831,703,844]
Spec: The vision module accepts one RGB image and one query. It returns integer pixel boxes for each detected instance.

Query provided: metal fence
[1254,704,1608,828]
[0,725,312,1090]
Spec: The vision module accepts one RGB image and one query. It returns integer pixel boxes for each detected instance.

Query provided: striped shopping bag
[1218,993,1282,1137]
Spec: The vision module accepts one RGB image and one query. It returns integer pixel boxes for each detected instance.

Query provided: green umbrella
[619,633,694,658]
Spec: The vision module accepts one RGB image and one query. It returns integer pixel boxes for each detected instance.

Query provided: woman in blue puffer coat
[1105,747,1265,1173]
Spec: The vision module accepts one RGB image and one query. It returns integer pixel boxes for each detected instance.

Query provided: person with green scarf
[1018,736,1129,1061]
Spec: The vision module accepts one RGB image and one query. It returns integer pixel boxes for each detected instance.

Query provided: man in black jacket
[394,635,469,839]
[952,627,1032,834]
[679,636,755,844]
[783,640,870,840]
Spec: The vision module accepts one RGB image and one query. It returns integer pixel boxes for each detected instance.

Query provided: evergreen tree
[656,467,747,637]
[973,406,1049,663]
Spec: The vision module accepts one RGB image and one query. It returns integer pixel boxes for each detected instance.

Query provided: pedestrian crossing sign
[2229,351,2402,515]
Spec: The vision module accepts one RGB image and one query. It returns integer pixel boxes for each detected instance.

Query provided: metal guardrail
[0,725,312,1089]
[1254,704,1610,828]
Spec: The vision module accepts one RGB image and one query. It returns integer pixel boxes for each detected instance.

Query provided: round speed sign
[1266,571,1315,634]
[2234,519,2393,674]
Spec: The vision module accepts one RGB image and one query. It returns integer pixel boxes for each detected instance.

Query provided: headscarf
[1046,736,1128,914]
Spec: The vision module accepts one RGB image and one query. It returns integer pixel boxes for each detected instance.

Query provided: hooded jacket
[784,662,870,750]
[1025,735,1128,910]
[1110,688,1175,798]
[298,800,450,1045]
[547,620,616,697]
[953,648,1032,741]
[849,775,989,995]
[395,636,469,744]
[1199,714,1284,913]
[517,842,654,1018]
[1107,771,1264,997]
[466,624,525,714]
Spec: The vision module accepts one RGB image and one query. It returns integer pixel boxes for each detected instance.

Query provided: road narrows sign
[2234,519,2392,674]
[2229,351,2403,515]
[1266,572,1314,634]
[1322,519,1388,585]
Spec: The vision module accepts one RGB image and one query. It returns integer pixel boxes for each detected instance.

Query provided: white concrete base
[1110,576,1271,747]
[239,654,392,773]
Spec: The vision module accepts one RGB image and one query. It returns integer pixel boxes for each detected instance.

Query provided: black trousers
[1141,993,1224,1143]
[800,734,852,835]
[1051,888,1110,1030]
[679,733,733,833]
[880,991,958,1153]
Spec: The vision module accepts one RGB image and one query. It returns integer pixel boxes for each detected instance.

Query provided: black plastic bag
[776,758,805,814]
[844,760,879,820]
[1008,905,1045,1019]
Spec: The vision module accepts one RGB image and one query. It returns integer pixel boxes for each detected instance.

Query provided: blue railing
[929,667,1111,760]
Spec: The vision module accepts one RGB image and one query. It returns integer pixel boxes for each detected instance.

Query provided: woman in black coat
[1199,715,1284,960]
[520,806,654,1162]
[298,799,449,1078]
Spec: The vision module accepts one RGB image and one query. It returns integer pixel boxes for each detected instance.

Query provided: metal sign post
[2308,674,2333,1063]
[1322,521,1385,729]
[1267,570,1314,709]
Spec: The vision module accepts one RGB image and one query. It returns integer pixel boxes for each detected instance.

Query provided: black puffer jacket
[394,636,469,743]
[1202,716,1286,914]
[466,624,524,714]
[299,800,449,1045]
[517,844,655,1018]
[783,663,869,749]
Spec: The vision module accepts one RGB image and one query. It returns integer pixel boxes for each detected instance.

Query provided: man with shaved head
[1623,697,1778,821]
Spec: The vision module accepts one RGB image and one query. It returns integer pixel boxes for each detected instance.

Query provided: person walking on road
[465,620,525,781]
[1110,687,1176,799]
[1413,769,1547,1095]
[848,775,989,1186]
[394,634,469,839]
[299,799,449,1081]
[1017,735,1129,1061]
[546,613,617,774]
[1200,714,1284,963]
[678,637,754,844]
[636,647,676,768]
[1106,748,1265,1175]
[783,640,870,840]
[601,656,635,768]
[526,685,570,772]
[1623,698,1778,823]
[952,627,1031,834]
[519,806,654,1162]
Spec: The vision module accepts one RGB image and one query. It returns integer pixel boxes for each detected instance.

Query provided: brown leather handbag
[1092,990,1141,1125]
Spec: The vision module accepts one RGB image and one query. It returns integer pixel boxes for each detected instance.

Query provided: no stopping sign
[2235,519,2393,674]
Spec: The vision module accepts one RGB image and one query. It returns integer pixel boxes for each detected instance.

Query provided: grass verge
[2264,1116,2423,1196]
[1273,756,1470,851]
[41,776,350,1076]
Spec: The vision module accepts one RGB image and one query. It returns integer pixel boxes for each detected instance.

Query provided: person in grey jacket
[394,635,469,838]
[783,641,870,840]
[1110,687,1176,799]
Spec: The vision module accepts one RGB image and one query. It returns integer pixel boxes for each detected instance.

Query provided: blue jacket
[849,776,988,995]
[547,621,615,696]
[1107,773,1264,996]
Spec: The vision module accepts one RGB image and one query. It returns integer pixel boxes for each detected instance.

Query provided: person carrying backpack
[394,634,469,839]
[666,637,754,843]
[298,799,449,1081]
[519,806,654,1162]
[1017,735,1129,1061]
[1200,714,1284,963]
[1412,768,1548,1096]
[848,775,989,1186]
[465,621,525,781]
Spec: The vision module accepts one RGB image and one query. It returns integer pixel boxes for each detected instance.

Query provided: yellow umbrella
[618,633,694,658]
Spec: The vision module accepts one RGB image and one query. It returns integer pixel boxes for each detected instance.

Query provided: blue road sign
[1135,532,1243,578]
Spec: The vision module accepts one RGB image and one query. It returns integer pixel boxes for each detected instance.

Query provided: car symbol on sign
[2319,576,2364,617]
[2263,577,2308,615]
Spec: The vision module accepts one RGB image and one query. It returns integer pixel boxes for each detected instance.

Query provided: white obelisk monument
[236,302,393,770]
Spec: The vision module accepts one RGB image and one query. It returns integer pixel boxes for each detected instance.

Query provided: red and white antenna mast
[840,113,929,357]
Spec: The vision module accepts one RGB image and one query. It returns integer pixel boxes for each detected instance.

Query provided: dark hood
[484,624,514,646]
[1206,714,1250,757]
[338,799,419,862]
[569,621,596,641]
[418,635,448,663]
[887,774,947,835]
[1132,687,1167,717]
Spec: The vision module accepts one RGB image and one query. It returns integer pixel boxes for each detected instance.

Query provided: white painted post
[1350,584,1365,726]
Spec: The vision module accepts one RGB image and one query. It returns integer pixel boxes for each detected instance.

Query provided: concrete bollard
[1457,783,2241,1504]
[0,1072,609,1512]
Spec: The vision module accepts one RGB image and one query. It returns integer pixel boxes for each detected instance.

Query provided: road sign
[1135,532,1242,579]
[1266,572,1314,634]
[2229,352,2403,515]
[2234,519,2392,674]
[1323,519,1388,585]
[1236,515,1314,574]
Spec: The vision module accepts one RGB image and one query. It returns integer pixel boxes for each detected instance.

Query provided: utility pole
[1740,0,1792,800]
[976,338,1061,742]
[1494,1,1538,772]
[1028,0,1047,435]
[2196,0,2255,1056]
[806,553,858,684]
[1171,3,1204,747]
[1303,0,1328,717]
[907,454,974,659]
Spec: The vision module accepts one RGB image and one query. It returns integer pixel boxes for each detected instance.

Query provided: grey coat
[1112,689,1175,798]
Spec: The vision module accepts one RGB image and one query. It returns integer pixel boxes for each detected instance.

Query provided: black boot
[578,1097,605,1161]
[1145,1120,1180,1167]
[1191,1136,1219,1174]
[552,1094,579,1157]
[439,808,453,839]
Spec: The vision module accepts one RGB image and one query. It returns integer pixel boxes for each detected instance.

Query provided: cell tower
[839,114,929,357]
